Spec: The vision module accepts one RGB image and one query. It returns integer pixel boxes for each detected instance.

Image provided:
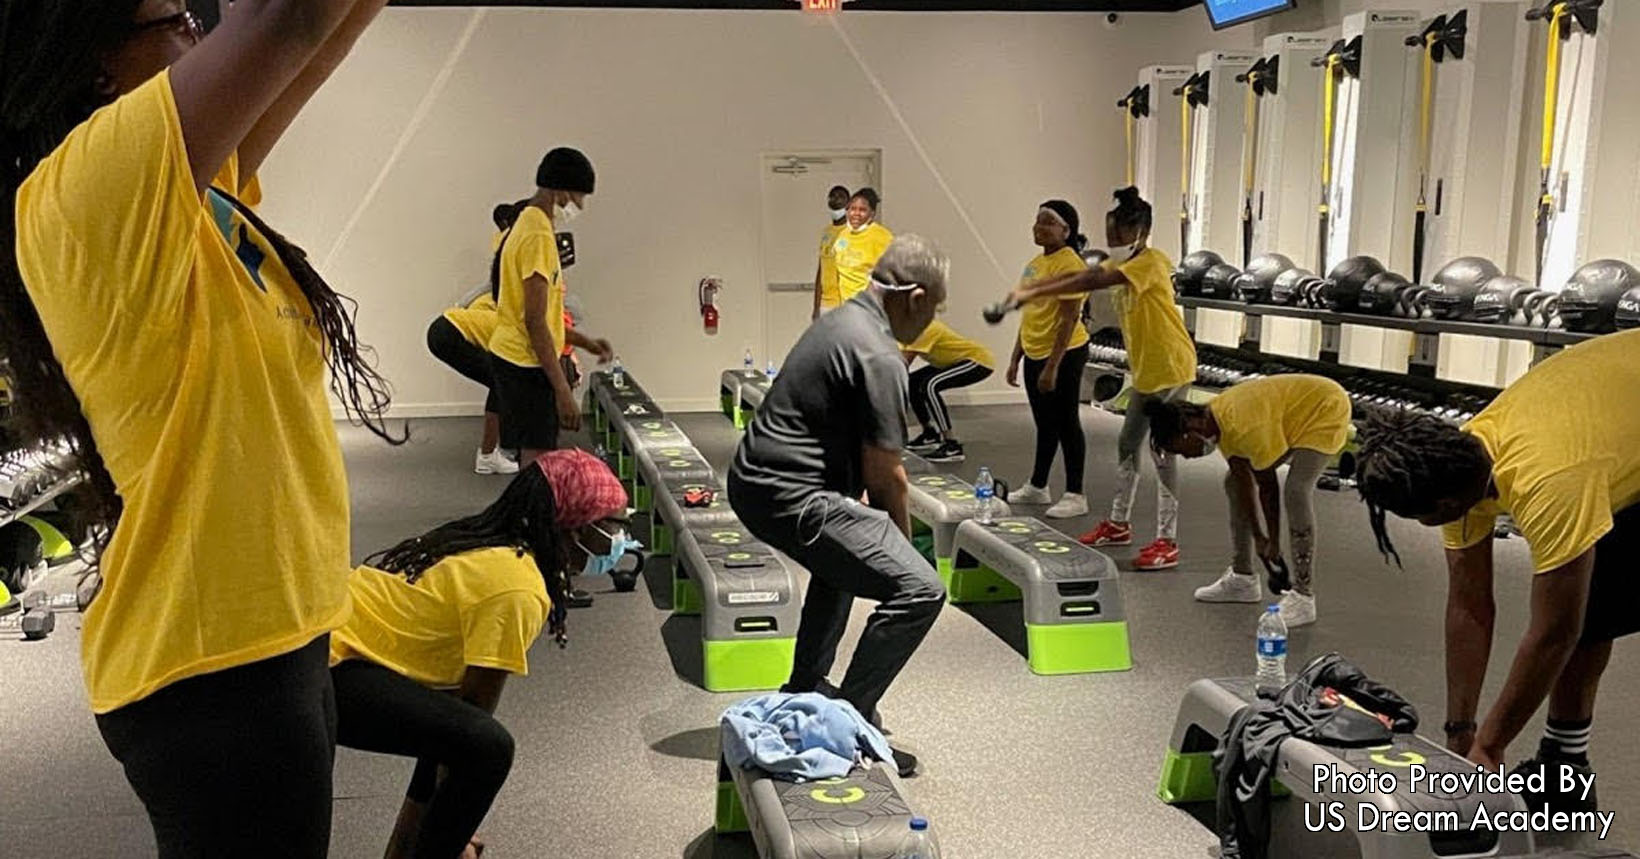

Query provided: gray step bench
[905,472,1008,599]
[950,517,1131,674]
[586,371,661,445]
[1157,676,1535,859]
[649,474,737,556]
[671,522,798,692]
[735,376,772,428]
[633,444,716,514]
[611,418,691,483]
[721,369,768,427]
[716,749,919,859]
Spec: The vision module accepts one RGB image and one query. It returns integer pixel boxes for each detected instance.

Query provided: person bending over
[728,236,949,777]
[1355,329,1640,811]
[1006,187,1197,571]
[3,1,401,854]
[812,184,852,319]
[429,286,515,475]
[1146,375,1352,626]
[830,188,894,306]
[487,148,614,459]
[1004,200,1093,518]
[902,319,994,463]
[333,450,634,859]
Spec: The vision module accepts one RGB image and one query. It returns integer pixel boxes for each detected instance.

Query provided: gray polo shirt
[730,292,909,505]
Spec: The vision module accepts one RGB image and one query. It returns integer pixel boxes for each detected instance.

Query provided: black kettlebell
[1200,263,1243,299]
[1358,271,1412,316]
[1560,258,1640,333]
[1425,256,1502,320]
[1173,250,1226,297]
[1322,256,1387,312]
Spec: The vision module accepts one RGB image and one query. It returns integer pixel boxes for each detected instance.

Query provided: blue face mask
[577,524,643,576]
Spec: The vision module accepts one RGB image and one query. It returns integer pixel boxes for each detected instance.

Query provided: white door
[758,152,879,365]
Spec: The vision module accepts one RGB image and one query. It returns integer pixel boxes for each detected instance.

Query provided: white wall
[260,7,1253,414]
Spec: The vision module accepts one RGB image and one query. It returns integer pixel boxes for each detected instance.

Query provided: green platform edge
[704,637,796,693]
[716,780,748,833]
[634,482,653,514]
[650,522,674,556]
[1157,748,1290,804]
[673,569,703,616]
[734,407,753,430]
[720,393,736,421]
[940,559,1022,604]
[1025,621,1131,674]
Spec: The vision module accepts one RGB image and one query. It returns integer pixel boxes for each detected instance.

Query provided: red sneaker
[1079,520,1133,547]
[1134,538,1180,570]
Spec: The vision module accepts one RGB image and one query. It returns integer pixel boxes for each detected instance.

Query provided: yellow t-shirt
[1112,247,1197,393]
[1018,247,1090,361]
[330,547,551,688]
[832,222,894,303]
[1208,375,1352,471]
[817,222,847,308]
[443,292,500,349]
[1441,329,1640,573]
[901,320,997,370]
[488,205,565,368]
[15,72,350,713]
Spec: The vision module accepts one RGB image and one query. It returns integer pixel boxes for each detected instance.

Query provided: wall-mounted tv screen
[1202,0,1297,30]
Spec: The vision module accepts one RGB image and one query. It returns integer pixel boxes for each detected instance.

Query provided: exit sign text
[804,0,840,11]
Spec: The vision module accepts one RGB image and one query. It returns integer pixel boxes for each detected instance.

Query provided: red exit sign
[803,0,841,11]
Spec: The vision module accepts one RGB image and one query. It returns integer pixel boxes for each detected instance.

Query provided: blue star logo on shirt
[234,224,268,291]
[207,189,268,292]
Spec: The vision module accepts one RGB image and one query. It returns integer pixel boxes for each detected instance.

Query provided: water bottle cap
[1266,605,1280,613]
[909,817,928,831]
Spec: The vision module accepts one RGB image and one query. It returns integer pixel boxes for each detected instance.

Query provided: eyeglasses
[132,10,203,41]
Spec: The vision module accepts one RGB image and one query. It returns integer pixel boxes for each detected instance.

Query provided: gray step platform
[950,517,1131,674]
[610,418,691,482]
[905,472,1009,597]
[672,522,798,692]
[649,474,737,554]
[1158,676,1535,859]
[901,451,935,476]
[722,369,768,426]
[634,445,716,513]
[716,752,919,859]
[588,371,662,443]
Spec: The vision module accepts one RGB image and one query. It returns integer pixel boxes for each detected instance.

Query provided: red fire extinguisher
[699,277,722,335]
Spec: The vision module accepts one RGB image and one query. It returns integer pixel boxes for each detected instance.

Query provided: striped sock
[1543,717,1592,764]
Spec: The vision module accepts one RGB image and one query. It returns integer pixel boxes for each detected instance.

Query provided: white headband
[870,276,923,293]
[1038,207,1070,229]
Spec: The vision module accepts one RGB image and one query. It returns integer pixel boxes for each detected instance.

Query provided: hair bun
[1114,186,1141,205]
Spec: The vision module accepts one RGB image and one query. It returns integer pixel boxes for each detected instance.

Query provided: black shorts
[1581,503,1640,644]
[426,317,499,414]
[488,355,560,451]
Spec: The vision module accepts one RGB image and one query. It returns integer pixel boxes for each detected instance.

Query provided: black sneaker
[925,440,965,463]
[907,430,942,452]
[1511,746,1597,814]
[890,747,919,777]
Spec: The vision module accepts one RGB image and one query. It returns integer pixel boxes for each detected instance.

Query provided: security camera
[1104,12,1122,28]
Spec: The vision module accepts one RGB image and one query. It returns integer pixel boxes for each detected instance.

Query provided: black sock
[1542,717,1592,765]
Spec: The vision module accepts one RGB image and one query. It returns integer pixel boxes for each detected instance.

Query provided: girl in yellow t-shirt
[1004,200,1093,519]
[1006,187,1197,571]
[332,450,634,859]
[6,4,399,853]
[1144,375,1352,627]
[901,319,996,463]
[831,188,895,305]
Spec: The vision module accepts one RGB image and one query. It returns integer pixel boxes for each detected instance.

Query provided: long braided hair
[0,2,403,545]
[1354,407,1490,567]
[365,465,574,641]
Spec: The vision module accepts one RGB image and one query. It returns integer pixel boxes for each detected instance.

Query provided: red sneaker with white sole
[1078,520,1133,547]
[1133,538,1180,570]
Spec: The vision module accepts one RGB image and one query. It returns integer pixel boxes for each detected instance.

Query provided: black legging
[95,636,336,859]
[1023,343,1088,494]
[427,316,500,414]
[332,660,516,859]
[908,360,992,435]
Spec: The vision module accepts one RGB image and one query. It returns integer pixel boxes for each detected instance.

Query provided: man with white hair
[728,235,951,777]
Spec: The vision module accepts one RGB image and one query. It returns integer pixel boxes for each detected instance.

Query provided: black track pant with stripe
[908,361,991,437]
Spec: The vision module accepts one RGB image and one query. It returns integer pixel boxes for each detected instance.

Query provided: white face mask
[1199,435,1219,457]
[851,220,871,233]
[830,207,848,220]
[1104,241,1142,265]
[553,201,582,224]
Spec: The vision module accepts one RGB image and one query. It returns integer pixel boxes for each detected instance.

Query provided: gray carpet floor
[1,405,1635,858]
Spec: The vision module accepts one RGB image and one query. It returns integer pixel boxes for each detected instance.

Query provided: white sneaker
[1044,492,1088,519]
[1194,567,1262,603]
[1277,591,1316,627]
[475,449,520,475]
[1010,483,1052,505]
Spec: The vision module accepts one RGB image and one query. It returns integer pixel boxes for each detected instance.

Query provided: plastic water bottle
[611,356,626,389]
[743,347,755,372]
[975,467,996,525]
[893,817,940,858]
[765,359,778,381]
[1256,605,1288,687]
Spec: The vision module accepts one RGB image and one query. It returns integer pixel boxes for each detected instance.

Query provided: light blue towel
[720,692,894,782]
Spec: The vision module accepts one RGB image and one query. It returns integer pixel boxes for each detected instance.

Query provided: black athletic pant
[908,361,991,436]
[95,636,336,859]
[332,660,516,859]
[426,316,500,414]
[1023,343,1088,494]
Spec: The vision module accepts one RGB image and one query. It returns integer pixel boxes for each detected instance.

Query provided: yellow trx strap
[1320,55,1339,211]
[1417,31,1436,212]
[1242,72,1259,204]
[1124,108,1135,187]
[1180,86,1192,234]
[1540,3,1566,205]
